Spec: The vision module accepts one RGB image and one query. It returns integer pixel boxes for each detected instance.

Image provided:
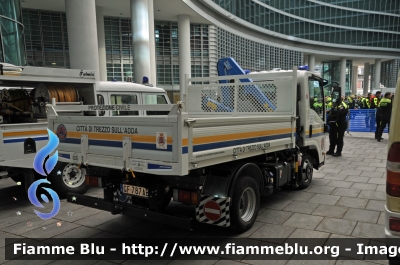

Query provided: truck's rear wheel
[48,163,89,197]
[299,154,313,189]
[230,176,260,232]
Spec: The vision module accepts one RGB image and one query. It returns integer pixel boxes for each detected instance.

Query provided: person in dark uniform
[326,95,349,157]
[376,92,393,142]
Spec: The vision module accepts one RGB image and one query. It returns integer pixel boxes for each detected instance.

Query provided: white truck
[47,66,334,232]
[0,64,170,196]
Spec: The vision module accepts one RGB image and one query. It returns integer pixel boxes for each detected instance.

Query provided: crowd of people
[324,90,394,157]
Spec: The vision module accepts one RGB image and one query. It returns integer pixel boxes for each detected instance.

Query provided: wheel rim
[62,164,86,188]
[239,187,256,222]
[303,159,313,183]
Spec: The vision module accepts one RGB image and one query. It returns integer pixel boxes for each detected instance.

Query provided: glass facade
[212,0,400,49]
[370,59,400,89]
[216,27,303,71]
[22,9,69,68]
[0,0,26,66]
[322,60,353,95]
[21,8,303,93]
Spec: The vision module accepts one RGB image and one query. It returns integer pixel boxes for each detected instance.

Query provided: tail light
[387,143,400,197]
[85,175,102,188]
[173,189,199,205]
[390,217,400,232]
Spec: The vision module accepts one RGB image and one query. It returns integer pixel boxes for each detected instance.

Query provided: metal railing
[326,109,388,133]
[348,109,389,133]
[327,109,389,133]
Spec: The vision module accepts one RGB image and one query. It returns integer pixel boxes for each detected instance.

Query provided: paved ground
[0,132,390,264]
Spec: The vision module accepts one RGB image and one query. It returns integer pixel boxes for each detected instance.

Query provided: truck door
[107,92,141,116]
[305,75,326,165]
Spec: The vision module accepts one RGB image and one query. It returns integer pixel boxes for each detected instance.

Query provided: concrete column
[340,57,346,96]
[65,0,100,80]
[178,14,191,96]
[363,63,369,95]
[308,54,315,73]
[96,5,107,81]
[148,0,156,86]
[374,59,382,90]
[130,0,151,84]
[352,66,358,95]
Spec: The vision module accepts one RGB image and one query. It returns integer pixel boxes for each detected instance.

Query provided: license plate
[121,184,148,198]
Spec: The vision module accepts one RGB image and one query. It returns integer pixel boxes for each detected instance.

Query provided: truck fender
[201,162,263,198]
[228,163,264,198]
[302,144,320,169]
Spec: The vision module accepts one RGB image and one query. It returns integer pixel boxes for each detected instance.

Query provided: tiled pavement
[0,132,390,264]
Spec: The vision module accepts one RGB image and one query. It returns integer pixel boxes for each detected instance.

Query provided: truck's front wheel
[48,163,89,197]
[299,154,313,189]
[230,176,260,232]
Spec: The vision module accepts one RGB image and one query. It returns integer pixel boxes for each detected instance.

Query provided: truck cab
[95,82,170,117]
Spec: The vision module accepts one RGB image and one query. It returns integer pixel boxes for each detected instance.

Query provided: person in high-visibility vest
[362,93,372,129]
[325,97,332,111]
[327,96,349,157]
[376,92,392,142]
[370,91,382,136]
[313,98,323,114]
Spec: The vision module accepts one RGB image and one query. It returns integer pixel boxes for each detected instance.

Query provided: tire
[48,163,89,197]
[230,176,260,232]
[299,154,313,189]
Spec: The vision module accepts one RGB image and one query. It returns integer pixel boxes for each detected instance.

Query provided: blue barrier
[326,109,389,133]
[348,109,389,133]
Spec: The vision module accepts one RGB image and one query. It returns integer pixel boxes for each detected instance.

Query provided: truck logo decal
[56,124,67,142]
[79,70,95,78]
[156,132,167,149]
[29,129,61,220]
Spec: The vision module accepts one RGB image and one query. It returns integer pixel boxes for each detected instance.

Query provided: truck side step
[66,193,193,230]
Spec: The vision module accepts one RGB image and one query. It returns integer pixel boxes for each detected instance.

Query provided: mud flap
[196,195,231,227]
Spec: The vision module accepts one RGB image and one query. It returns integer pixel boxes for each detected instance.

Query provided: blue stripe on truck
[4,136,48,144]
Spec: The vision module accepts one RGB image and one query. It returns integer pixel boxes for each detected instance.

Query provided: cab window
[308,78,325,120]
[110,94,139,116]
[144,94,169,115]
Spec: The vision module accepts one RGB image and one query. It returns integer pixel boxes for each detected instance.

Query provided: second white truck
[0,65,170,196]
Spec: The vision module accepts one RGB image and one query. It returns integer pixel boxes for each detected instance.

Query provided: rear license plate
[121,184,148,198]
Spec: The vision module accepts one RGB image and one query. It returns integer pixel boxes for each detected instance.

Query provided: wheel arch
[302,145,320,170]
[228,162,263,198]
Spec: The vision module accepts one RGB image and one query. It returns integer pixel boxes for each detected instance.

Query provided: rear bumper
[66,193,193,230]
